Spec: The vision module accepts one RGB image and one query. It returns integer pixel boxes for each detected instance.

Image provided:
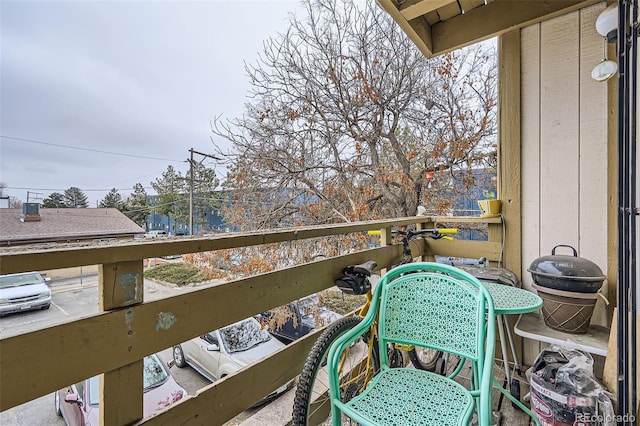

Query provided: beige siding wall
[520,3,610,361]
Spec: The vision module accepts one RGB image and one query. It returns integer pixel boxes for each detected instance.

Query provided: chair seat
[340,368,474,426]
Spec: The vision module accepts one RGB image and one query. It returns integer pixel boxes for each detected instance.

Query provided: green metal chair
[327,262,497,426]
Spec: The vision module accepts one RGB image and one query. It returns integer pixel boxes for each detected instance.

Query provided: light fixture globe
[591,59,618,82]
[595,4,619,42]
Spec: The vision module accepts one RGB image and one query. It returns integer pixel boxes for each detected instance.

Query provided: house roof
[0,208,145,246]
[376,0,599,57]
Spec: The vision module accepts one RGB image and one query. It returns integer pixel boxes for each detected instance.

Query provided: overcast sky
[1,0,305,206]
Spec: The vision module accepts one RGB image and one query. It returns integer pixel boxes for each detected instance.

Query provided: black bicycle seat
[345,260,378,276]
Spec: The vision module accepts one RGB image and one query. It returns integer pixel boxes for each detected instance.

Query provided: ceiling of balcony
[376,0,601,57]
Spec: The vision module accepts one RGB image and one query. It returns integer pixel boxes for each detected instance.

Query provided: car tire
[173,345,187,368]
[54,391,62,416]
[42,304,51,310]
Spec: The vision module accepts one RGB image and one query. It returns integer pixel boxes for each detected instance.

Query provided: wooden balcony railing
[0,216,503,425]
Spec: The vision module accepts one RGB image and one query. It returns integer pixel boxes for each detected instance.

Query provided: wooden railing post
[99,260,144,425]
[379,226,392,275]
[416,219,435,261]
[487,220,503,267]
[378,226,392,247]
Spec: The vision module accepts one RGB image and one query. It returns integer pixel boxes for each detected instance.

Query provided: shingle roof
[0,208,145,245]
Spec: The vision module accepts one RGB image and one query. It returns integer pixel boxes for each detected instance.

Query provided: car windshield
[298,295,321,318]
[83,356,167,406]
[219,319,271,353]
[0,272,44,289]
[143,355,169,391]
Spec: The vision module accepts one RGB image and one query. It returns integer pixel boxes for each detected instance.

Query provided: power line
[6,186,155,192]
[1,135,185,163]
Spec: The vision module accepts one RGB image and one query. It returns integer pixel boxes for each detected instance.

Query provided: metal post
[189,148,194,236]
[616,0,638,421]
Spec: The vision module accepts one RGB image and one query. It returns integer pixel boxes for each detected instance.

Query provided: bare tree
[212,0,496,232]
[8,196,22,209]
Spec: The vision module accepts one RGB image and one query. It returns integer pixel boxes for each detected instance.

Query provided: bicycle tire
[437,352,464,378]
[387,345,404,368]
[407,346,442,371]
[292,316,370,426]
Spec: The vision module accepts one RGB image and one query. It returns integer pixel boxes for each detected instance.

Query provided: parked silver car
[0,271,51,316]
[172,317,293,405]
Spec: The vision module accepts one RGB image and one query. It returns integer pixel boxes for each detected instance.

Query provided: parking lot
[0,270,296,426]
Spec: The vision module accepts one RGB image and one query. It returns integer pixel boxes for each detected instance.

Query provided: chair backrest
[376,262,495,365]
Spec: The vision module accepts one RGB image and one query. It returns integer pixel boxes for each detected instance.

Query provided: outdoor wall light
[592,37,618,81]
[596,4,619,42]
[592,4,619,82]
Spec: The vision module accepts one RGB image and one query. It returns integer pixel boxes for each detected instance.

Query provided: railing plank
[426,239,502,261]
[0,217,426,275]
[138,327,322,425]
[0,245,403,411]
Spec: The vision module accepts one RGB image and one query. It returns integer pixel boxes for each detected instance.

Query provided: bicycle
[291,227,460,426]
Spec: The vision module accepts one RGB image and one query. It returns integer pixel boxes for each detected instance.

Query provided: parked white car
[0,271,51,316]
[172,317,293,405]
[145,230,167,238]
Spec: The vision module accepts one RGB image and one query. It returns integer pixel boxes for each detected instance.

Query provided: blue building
[447,168,497,241]
[145,194,229,236]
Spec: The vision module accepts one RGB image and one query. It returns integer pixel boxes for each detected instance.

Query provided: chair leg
[331,402,342,426]
[496,315,511,385]
[503,316,521,375]
[491,377,541,426]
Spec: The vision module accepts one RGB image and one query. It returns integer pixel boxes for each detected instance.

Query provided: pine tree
[190,163,220,231]
[42,192,66,208]
[151,166,188,232]
[63,187,89,208]
[124,183,150,229]
[99,188,124,209]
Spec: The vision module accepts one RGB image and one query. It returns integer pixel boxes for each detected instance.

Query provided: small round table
[482,281,543,388]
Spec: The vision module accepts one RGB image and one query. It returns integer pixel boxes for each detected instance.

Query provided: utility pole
[183,148,221,236]
[26,191,43,203]
[189,149,194,237]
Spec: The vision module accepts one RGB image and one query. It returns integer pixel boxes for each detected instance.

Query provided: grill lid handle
[551,245,578,257]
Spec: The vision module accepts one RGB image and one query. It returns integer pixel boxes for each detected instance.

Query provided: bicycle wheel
[292,316,375,426]
[407,347,442,371]
[435,352,464,378]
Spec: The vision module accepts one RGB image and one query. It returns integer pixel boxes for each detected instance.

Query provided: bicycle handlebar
[433,228,458,235]
[367,228,458,239]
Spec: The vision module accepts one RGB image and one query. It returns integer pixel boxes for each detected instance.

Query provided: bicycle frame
[335,227,459,388]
